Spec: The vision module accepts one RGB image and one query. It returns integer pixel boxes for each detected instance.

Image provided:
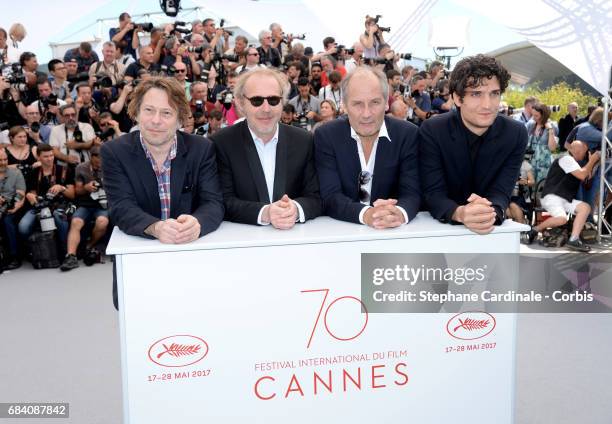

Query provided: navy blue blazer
[314,116,421,224]
[100,130,224,238]
[418,109,528,222]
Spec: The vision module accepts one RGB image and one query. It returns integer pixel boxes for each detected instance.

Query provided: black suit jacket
[101,130,224,238]
[418,109,528,222]
[209,121,322,225]
[314,116,421,224]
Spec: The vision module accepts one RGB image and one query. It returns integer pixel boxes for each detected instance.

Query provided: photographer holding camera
[74,84,101,131]
[18,143,74,248]
[109,79,135,133]
[289,77,321,131]
[60,145,108,271]
[0,76,25,130]
[202,18,230,55]
[257,30,282,68]
[124,45,161,83]
[88,42,126,86]
[23,103,51,144]
[109,13,140,60]
[344,42,364,74]
[404,75,432,125]
[0,147,26,269]
[50,104,96,167]
[15,79,66,126]
[214,71,239,125]
[431,79,453,114]
[161,36,201,82]
[63,42,99,74]
[96,112,123,142]
[360,15,387,59]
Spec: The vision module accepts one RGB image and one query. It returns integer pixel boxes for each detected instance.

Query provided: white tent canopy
[4,0,610,94]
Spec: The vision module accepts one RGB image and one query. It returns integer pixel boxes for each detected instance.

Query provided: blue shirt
[109,27,136,59]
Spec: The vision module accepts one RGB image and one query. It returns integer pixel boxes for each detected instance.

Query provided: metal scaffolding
[597,66,612,241]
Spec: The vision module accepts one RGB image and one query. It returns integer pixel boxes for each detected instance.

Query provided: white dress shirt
[248,124,305,225]
[350,120,409,225]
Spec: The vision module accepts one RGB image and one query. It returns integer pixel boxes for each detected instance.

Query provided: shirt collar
[139,133,178,165]
[248,123,279,146]
[350,119,391,143]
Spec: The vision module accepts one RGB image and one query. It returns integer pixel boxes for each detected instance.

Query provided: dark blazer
[209,121,322,225]
[314,116,421,224]
[100,130,224,238]
[418,110,528,222]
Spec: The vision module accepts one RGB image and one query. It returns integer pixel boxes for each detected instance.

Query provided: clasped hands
[262,194,298,230]
[363,199,406,229]
[149,214,201,244]
[452,193,497,235]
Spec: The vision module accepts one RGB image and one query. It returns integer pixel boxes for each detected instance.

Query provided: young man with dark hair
[419,54,528,235]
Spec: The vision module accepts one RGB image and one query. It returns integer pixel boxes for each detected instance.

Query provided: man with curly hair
[419,54,528,235]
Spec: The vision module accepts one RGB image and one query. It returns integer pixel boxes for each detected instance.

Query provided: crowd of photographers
[0,13,609,271]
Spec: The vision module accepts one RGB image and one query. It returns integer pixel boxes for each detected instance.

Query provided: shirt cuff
[493,205,505,225]
[395,206,409,225]
[359,205,372,225]
[293,200,305,223]
[257,205,270,226]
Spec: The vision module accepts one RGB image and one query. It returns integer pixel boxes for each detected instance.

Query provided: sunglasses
[248,53,259,56]
[244,95,282,107]
[358,170,372,203]
[175,69,187,73]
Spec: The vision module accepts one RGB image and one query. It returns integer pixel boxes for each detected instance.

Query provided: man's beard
[65,120,77,129]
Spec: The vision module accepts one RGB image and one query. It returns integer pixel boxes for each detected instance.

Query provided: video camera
[160,65,177,77]
[40,93,58,108]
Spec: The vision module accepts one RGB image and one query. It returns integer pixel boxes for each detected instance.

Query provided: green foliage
[502,82,599,121]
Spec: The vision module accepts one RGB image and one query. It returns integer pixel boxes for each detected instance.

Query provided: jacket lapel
[170,131,187,218]
[272,125,287,201]
[128,131,162,217]
[241,122,270,202]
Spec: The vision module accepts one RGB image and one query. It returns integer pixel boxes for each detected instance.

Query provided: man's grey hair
[341,66,389,105]
[258,30,271,43]
[269,22,281,32]
[189,80,206,94]
[102,41,116,49]
[164,36,177,51]
[234,67,290,103]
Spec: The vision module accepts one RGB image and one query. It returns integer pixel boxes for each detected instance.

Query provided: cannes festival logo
[446,312,496,341]
[148,335,209,367]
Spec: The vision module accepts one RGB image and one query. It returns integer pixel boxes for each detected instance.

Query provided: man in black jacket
[419,54,527,234]
[210,68,321,228]
[101,77,224,242]
[101,76,224,309]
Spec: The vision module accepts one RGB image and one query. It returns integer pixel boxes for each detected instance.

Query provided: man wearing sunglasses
[210,68,321,228]
[419,55,527,235]
[314,66,421,228]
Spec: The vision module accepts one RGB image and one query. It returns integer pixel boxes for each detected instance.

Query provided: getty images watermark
[360,253,612,313]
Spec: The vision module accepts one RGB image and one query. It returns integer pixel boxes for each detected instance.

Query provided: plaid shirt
[140,135,177,221]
